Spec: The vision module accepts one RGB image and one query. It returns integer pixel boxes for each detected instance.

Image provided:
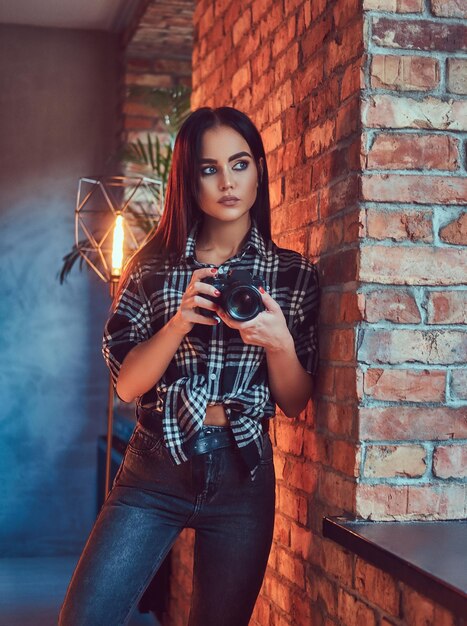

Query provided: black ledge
[323,516,467,617]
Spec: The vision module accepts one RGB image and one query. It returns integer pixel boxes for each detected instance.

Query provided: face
[197,125,262,225]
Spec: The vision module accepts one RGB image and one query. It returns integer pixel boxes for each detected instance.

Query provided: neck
[197,215,252,256]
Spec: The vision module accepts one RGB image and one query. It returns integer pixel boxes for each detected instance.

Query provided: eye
[200,166,217,176]
[233,160,249,171]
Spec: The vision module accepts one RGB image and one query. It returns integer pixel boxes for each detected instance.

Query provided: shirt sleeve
[102,263,151,388]
[290,261,320,376]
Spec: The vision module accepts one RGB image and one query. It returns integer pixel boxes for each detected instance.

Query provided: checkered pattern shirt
[102,220,319,481]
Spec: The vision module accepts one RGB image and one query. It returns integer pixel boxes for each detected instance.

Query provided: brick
[262,119,282,152]
[363,288,421,323]
[426,290,467,324]
[282,457,319,492]
[276,545,305,587]
[303,429,327,464]
[293,54,325,102]
[274,43,299,85]
[336,96,360,142]
[335,365,360,400]
[365,133,458,170]
[433,445,467,479]
[401,584,457,626]
[290,523,320,563]
[304,119,335,159]
[362,94,467,131]
[301,12,333,59]
[333,0,361,29]
[365,208,433,242]
[319,471,357,512]
[357,484,409,519]
[251,41,271,80]
[363,444,427,478]
[364,368,446,402]
[358,327,467,364]
[359,245,467,286]
[231,63,251,96]
[232,7,251,46]
[320,329,356,362]
[361,174,467,205]
[359,405,467,440]
[329,439,360,477]
[316,576,338,614]
[325,17,364,75]
[371,55,439,91]
[447,58,467,95]
[321,540,354,584]
[355,558,399,615]
[277,485,308,524]
[363,0,423,10]
[439,212,467,245]
[262,576,293,614]
[372,17,467,53]
[341,58,365,99]
[337,589,377,626]
[319,174,360,220]
[430,0,467,18]
[272,15,296,59]
[451,369,467,401]
[275,420,304,456]
[320,248,359,286]
[274,513,291,547]
[317,400,358,439]
[407,484,466,519]
[258,1,283,41]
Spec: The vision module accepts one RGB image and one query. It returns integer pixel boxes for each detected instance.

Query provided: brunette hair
[114,106,271,303]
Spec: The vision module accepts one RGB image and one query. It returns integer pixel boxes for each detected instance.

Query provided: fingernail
[211,268,217,274]
[259,286,265,294]
[214,289,221,296]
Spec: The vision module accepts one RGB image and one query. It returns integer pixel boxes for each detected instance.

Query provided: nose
[219,167,234,190]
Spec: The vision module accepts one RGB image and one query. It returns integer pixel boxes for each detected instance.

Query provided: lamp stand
[105,278,119,497]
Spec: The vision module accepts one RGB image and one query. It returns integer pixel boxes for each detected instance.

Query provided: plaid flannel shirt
[102,220,319,481]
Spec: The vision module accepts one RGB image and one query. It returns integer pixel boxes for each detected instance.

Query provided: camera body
[200,269,265,321]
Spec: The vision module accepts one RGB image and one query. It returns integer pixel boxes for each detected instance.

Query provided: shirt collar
[184,219,267,262]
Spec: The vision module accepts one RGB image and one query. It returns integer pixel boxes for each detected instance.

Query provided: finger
[192,294,218,312]
[215,307,251,330]
[259,287,281,312]
[190,312,219,326]
[190,266,218,284]
[193,280,221,298]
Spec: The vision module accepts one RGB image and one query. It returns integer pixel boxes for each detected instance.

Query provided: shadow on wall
[0,24,120,556]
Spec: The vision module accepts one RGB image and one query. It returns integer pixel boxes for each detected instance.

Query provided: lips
[218,195,240,205]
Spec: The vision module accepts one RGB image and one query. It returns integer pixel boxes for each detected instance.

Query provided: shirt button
[209,373,216,381]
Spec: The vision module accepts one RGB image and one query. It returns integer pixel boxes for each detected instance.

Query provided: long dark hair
[114,106,271,303]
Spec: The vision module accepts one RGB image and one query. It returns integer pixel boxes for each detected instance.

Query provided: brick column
[357,0,467,520]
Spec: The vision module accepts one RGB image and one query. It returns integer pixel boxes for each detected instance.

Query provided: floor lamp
[75,175,163,496]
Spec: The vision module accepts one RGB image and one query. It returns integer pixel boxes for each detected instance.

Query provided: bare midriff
[203,404,229,426]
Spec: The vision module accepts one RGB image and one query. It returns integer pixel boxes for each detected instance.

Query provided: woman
[59,106,319,626]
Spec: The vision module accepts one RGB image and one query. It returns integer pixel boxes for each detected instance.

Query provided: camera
[200,269,265,321]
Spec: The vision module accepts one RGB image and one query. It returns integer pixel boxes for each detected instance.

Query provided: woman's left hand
[215,288,293,351]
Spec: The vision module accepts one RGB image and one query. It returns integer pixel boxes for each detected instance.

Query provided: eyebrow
[199,151,252,164]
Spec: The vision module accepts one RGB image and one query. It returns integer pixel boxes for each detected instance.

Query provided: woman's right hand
[171,267,221,335]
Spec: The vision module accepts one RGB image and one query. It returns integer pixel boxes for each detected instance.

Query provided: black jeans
[59,423,276,626]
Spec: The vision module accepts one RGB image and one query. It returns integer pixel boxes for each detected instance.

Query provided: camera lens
[226,287,262,321]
